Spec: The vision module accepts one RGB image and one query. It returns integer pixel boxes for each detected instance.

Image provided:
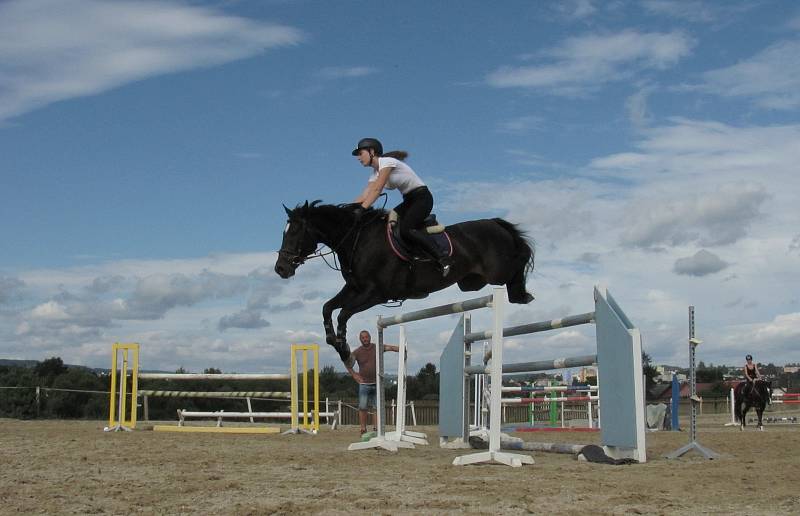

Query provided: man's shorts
[358,383,377,410]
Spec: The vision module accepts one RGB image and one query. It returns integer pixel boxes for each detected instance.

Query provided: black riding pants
[394,186,444,259]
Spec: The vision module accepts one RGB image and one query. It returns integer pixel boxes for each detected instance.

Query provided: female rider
[743,354,761,396]
[351,137,453,276]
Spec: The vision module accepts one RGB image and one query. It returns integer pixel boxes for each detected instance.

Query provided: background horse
[274,201,535,364]
[734,379,771,430]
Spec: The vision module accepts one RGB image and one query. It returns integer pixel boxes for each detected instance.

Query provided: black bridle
[279,196,388,272]
[279,214,359,272]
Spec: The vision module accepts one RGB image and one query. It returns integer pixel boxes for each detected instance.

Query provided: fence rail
[5,386,791,423]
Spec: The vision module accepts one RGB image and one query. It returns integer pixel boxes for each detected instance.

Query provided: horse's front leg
[322,284,359,355]
[739,402,746,431]
[334,289,385,366]
[757,407,764,431]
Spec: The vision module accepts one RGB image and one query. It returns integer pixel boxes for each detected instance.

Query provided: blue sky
[2,0,799,375]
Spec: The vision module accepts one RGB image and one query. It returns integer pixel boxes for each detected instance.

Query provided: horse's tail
[493,218,535,275]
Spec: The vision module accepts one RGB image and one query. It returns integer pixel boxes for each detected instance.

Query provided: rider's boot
[408,228,451,277]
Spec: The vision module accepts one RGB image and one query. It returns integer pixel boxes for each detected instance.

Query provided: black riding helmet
[352,137,383,156]
[746,354,753,360]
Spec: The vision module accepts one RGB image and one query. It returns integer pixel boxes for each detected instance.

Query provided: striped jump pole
[439,285,647,464]
[469,312,595,363]
[501,385,598,393]
[503,396,599,404]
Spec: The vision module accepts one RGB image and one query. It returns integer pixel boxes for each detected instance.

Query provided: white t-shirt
[368,157,425,195]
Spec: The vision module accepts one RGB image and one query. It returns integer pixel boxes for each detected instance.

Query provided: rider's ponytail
[383,150,408,161]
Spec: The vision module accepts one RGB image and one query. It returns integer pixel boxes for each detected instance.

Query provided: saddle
[386,210,453,262]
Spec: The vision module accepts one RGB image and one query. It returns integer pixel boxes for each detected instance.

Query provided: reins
[285,195,388,273]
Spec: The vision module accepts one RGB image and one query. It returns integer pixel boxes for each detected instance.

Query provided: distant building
[784,365,800,374]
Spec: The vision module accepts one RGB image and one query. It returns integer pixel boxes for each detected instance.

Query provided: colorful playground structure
[105,343,336,434]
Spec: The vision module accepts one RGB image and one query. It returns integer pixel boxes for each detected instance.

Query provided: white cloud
[552,0,597,20]
[751,313,800,343]
[619,183,768,249]
[316,66,377,80]
[487,30,694,93]
[700,40,800,109]
[673,249,730,276]
[625,85,654,128]
[590,118,800,186]
[642,0,720,22]
[496,115,545,134]
[218,308,270,331]
[30,300,69,321]
[0,0,303,122]
[0,276,26,305]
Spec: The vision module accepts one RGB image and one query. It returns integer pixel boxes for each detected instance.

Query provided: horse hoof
[334,339,351,363]
[509,292,535,304]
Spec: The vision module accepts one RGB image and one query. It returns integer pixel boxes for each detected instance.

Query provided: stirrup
[439,256,454,277]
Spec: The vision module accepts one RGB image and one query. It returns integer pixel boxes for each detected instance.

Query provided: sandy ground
[1,413,798,515]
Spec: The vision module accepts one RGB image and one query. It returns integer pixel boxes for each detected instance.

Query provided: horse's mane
[292,200,388,219]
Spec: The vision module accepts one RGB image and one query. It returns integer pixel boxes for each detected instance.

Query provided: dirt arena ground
[1,412,798,515]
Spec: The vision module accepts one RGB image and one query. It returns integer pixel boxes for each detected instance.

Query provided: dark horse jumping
[734,379,771,430]
[274,201,534,364]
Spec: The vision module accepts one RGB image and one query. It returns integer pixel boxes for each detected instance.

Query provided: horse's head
[274,201,321,279]
[757,379,772,402]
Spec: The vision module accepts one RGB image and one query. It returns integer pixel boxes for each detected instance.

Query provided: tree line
[0,357,442,420]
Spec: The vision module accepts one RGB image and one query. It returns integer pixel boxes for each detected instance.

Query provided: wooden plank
[153,425,280,434]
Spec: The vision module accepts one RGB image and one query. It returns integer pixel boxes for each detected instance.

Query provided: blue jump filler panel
[594,286,646,462]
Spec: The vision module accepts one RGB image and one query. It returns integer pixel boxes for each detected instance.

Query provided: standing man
[346,330,399,435]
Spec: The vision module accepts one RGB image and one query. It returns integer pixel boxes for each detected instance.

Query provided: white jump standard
[348,293,497,453]
[439,286,647,465]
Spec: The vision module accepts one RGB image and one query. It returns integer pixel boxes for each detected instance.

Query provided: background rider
[743,354,762,395]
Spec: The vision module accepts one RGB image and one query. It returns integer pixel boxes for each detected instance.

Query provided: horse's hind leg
[506,264,534,304]
[457,274,487,292]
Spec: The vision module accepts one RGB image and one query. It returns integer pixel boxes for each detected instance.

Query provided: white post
[454,287,533,467]
[385,325,428,446]
[349,323,417,451]
[724,387,737,426]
